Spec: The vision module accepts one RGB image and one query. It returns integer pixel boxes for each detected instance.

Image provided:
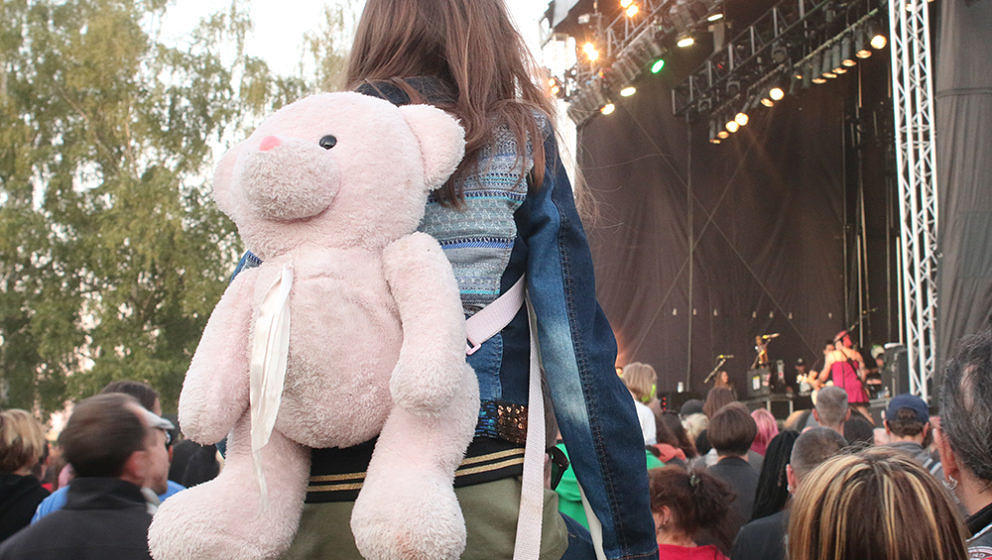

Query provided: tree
[0,0,308,415]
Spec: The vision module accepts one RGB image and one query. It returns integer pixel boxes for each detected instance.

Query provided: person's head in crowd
[843,414,875,448]
[936,328,992,518]
[101,380,161,416]
[702,387,736,419]
[621,362,657,404]
[786,427,847,494]
[0,409,47,476]
[709,403,757,459]
[812,386,850,433]
[794,358,809,376]
[834,330,854,349]
[884,393,930,445]
[870,345,885,369]
[650,466,736,552]
[749,408,779,456]
[661,411,698,459]
[750,430,800,521]
[680,399,704,419]
[683,413,711,455]
[168,440,221,488]
[60,393,172,494]
[788,447,968,560]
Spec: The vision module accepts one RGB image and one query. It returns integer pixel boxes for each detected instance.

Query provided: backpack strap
[466,276,526,355]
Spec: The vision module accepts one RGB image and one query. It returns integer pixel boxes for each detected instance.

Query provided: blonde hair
[621,362,657,403]
[788,447,968,560]
[682,413,709,442]
[0,409,47,473]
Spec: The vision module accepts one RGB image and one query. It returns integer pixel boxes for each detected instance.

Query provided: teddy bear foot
[351,471,466,560]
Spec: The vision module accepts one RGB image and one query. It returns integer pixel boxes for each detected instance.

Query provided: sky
[161,0,553,78]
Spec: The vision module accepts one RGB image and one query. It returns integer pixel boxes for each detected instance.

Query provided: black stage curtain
[579,73,854,395]
[936,0,992,366]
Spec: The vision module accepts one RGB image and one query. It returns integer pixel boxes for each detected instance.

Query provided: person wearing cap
[0,393,173,559]
[882,393,941,477]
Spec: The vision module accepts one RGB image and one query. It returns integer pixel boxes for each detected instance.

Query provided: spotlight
[769,87,785,101]
[812,76,828,84]
[871,33,887,50]
[760,97,774,108]
[650,58,666,74]
[726,119,740,133]
[831,44,844,73]
[620,86,637,97]
[840,39,856,67]
[856,47,872,59]
[824,71,838,79]
[676,35,695,48]
[583,42,600,62]
[600,103,616,115]
[717,130,730,139]
[710,137,722,144]
[735,112,749,127]
[707,12,725,22]
[626,4,639,17]
[620,0,634,7]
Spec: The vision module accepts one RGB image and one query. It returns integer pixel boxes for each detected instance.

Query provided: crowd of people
[562,326,991,560]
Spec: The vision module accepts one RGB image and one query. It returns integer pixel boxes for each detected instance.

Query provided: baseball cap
[680,399,704,417]
[885,394,929,424]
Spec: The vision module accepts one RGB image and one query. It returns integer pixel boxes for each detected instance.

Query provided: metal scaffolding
[888,0,939,399]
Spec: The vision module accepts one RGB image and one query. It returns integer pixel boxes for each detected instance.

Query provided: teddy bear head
[212,92,465,259]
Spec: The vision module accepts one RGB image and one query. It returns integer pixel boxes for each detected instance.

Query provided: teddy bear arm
[382,232,467,414]
[178,270,255,444]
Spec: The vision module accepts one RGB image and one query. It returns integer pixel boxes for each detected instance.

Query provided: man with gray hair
[730,427,848,560]
[935,328,992,558]
[812,386,850,435]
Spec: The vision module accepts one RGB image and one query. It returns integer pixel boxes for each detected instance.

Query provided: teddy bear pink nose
[259,135,281,152]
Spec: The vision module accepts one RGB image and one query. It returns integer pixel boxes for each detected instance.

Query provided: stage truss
[888,0,938,400]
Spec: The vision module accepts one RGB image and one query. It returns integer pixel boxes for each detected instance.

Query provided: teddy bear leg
[351,365,479,560]
[149,414,311,560]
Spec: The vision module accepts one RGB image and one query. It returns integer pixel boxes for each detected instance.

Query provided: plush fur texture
[147,92,479,560]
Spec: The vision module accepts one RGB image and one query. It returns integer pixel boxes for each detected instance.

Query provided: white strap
[512,296,544,560]
[466,276,526,355]
[249,264,293,509]
[579,484,608,560]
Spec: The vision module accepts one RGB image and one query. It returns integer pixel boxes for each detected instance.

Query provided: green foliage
[0,0,311,415]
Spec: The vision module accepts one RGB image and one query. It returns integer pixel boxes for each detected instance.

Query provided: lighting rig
[559,0,723,125]
[668,0,888,144]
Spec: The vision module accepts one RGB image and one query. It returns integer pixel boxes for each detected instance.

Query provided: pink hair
[750,408,779,456]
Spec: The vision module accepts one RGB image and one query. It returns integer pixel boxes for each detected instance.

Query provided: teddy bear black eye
[319,135,337,150]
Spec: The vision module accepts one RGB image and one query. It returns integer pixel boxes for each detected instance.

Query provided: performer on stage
[820,331,870,419]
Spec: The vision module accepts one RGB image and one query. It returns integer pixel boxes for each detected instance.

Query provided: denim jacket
[232,79,657,560]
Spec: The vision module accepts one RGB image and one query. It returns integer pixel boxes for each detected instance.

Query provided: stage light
[626,4,639,17]
[600,103,616,115]
[835,67,848,74]
[831,44,844,73]
[707,12,724,22]
[676,35,695,48]
[813,76,828,84]
[760,97,774,108]
[650,58,666,74]
[735,112,749,127]
[840,39,856,67]
[769,87,785,101]
[583,42,600,62]
[824,71,838,79]
[710,137,722,144]
[620,0,634,7]
[717,130,730,139]
[620,86,637,97]
[725,119,740,133]
[856,47,872,59]
[871,33,887,50]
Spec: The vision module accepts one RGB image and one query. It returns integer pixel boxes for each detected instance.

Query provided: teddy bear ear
[212,146,242,217]
[398,104,466,191]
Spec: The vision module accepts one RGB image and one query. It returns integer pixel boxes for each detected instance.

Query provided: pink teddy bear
[148,92,479,560]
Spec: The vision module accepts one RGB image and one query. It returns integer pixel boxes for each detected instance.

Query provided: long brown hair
[346,0,555,206]
[788,448,968,560]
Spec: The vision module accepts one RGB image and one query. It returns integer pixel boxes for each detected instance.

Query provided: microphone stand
[704,357,729,384]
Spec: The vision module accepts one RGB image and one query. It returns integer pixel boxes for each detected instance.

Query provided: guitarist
[819,331,871,421]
